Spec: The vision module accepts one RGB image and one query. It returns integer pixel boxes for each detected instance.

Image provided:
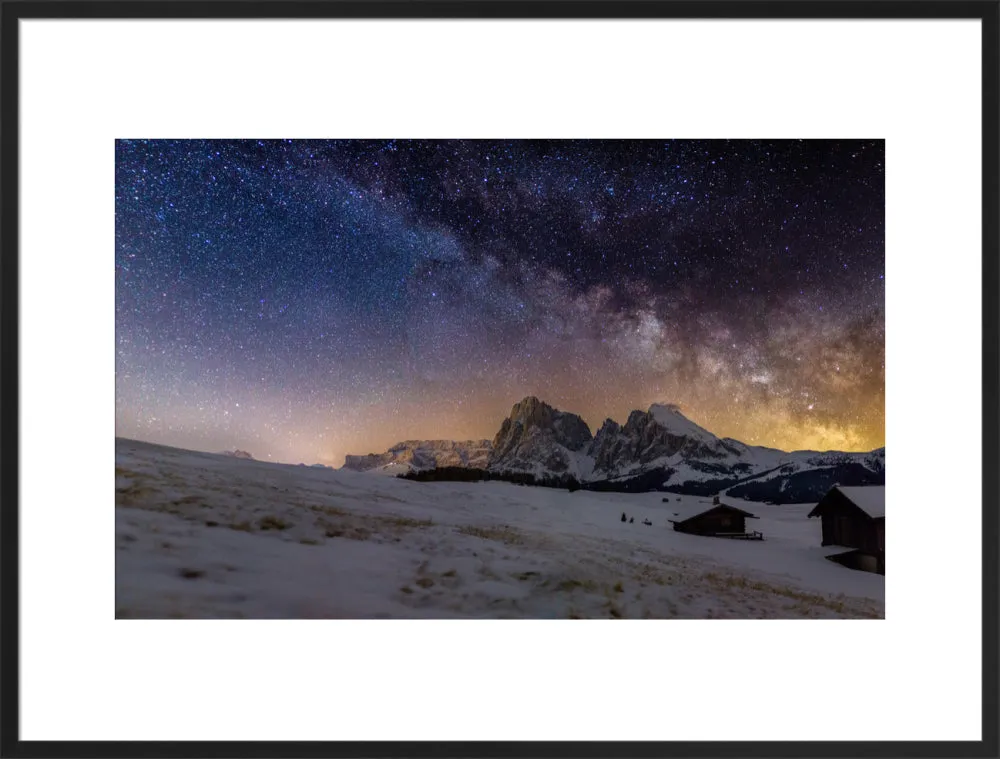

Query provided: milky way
[115,139,884,466]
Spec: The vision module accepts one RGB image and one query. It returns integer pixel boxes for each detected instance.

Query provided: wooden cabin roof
[669,502,759,526]
[808,485,885,519]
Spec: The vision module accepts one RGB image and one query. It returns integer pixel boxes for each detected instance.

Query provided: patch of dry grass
[381,515,433,529]
[456,524,524,545]
[601,598,626,618]
[258,515,293,531]
[701,572,880,618]
[555,578,598,593]
[115,483,156,507]
[308,503,350,518]
[633,563,677,586]
[311,508,434,543]
[323,524,372,541]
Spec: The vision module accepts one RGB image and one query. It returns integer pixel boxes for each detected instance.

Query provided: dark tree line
[399,467,581,491]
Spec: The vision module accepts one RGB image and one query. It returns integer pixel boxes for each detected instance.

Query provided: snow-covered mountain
[342,439,492,475]
[584,402,882,501]
[723,446,885,503]
[589,403,749,479]
[341,397,885,503]
[488,396,595,480]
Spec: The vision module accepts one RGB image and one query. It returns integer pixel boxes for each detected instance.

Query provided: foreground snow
[116,438,884,619]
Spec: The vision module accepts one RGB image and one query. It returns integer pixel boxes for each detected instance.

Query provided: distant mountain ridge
[343,439,492,475]
[220,449,254,460]
[341,397,885,503]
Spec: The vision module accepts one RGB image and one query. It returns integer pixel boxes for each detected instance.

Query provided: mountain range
[343,439,492,474]
[220,449,254,460]
[341,396,885,504]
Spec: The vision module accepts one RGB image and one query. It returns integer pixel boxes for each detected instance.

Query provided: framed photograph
[2,0,997,756]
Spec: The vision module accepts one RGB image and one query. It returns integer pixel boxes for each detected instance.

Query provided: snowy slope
[116,437,884,619]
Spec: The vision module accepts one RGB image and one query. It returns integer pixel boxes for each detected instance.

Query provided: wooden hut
[669,503,763,540]
[807,486,884,574]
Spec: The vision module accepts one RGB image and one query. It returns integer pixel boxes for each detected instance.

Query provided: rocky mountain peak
[488,396,594,475]
[504,396,555,431]
[585,403,731,477]
[493,397,593,451]
[593,417,621,440]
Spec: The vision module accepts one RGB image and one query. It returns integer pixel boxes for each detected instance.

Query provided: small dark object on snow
[642,519,652,526]
[621,512,627,522]
[662,497,670,503]
[629,517,634,523]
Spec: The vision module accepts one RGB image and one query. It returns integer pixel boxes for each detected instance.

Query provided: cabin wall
[821,516,834,546]
[822,514,854,546]
[822,512,880,553]
[861,523,881,554]
[686,512,746,535]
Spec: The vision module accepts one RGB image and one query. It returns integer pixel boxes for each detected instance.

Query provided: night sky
[115,139,884,466]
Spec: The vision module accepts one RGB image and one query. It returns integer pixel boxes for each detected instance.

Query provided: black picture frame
[1,1,997,757]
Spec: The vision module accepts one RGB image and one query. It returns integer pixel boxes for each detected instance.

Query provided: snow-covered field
[115,438,884,619]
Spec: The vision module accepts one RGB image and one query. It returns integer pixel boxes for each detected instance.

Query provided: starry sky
[116,139,884,466]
